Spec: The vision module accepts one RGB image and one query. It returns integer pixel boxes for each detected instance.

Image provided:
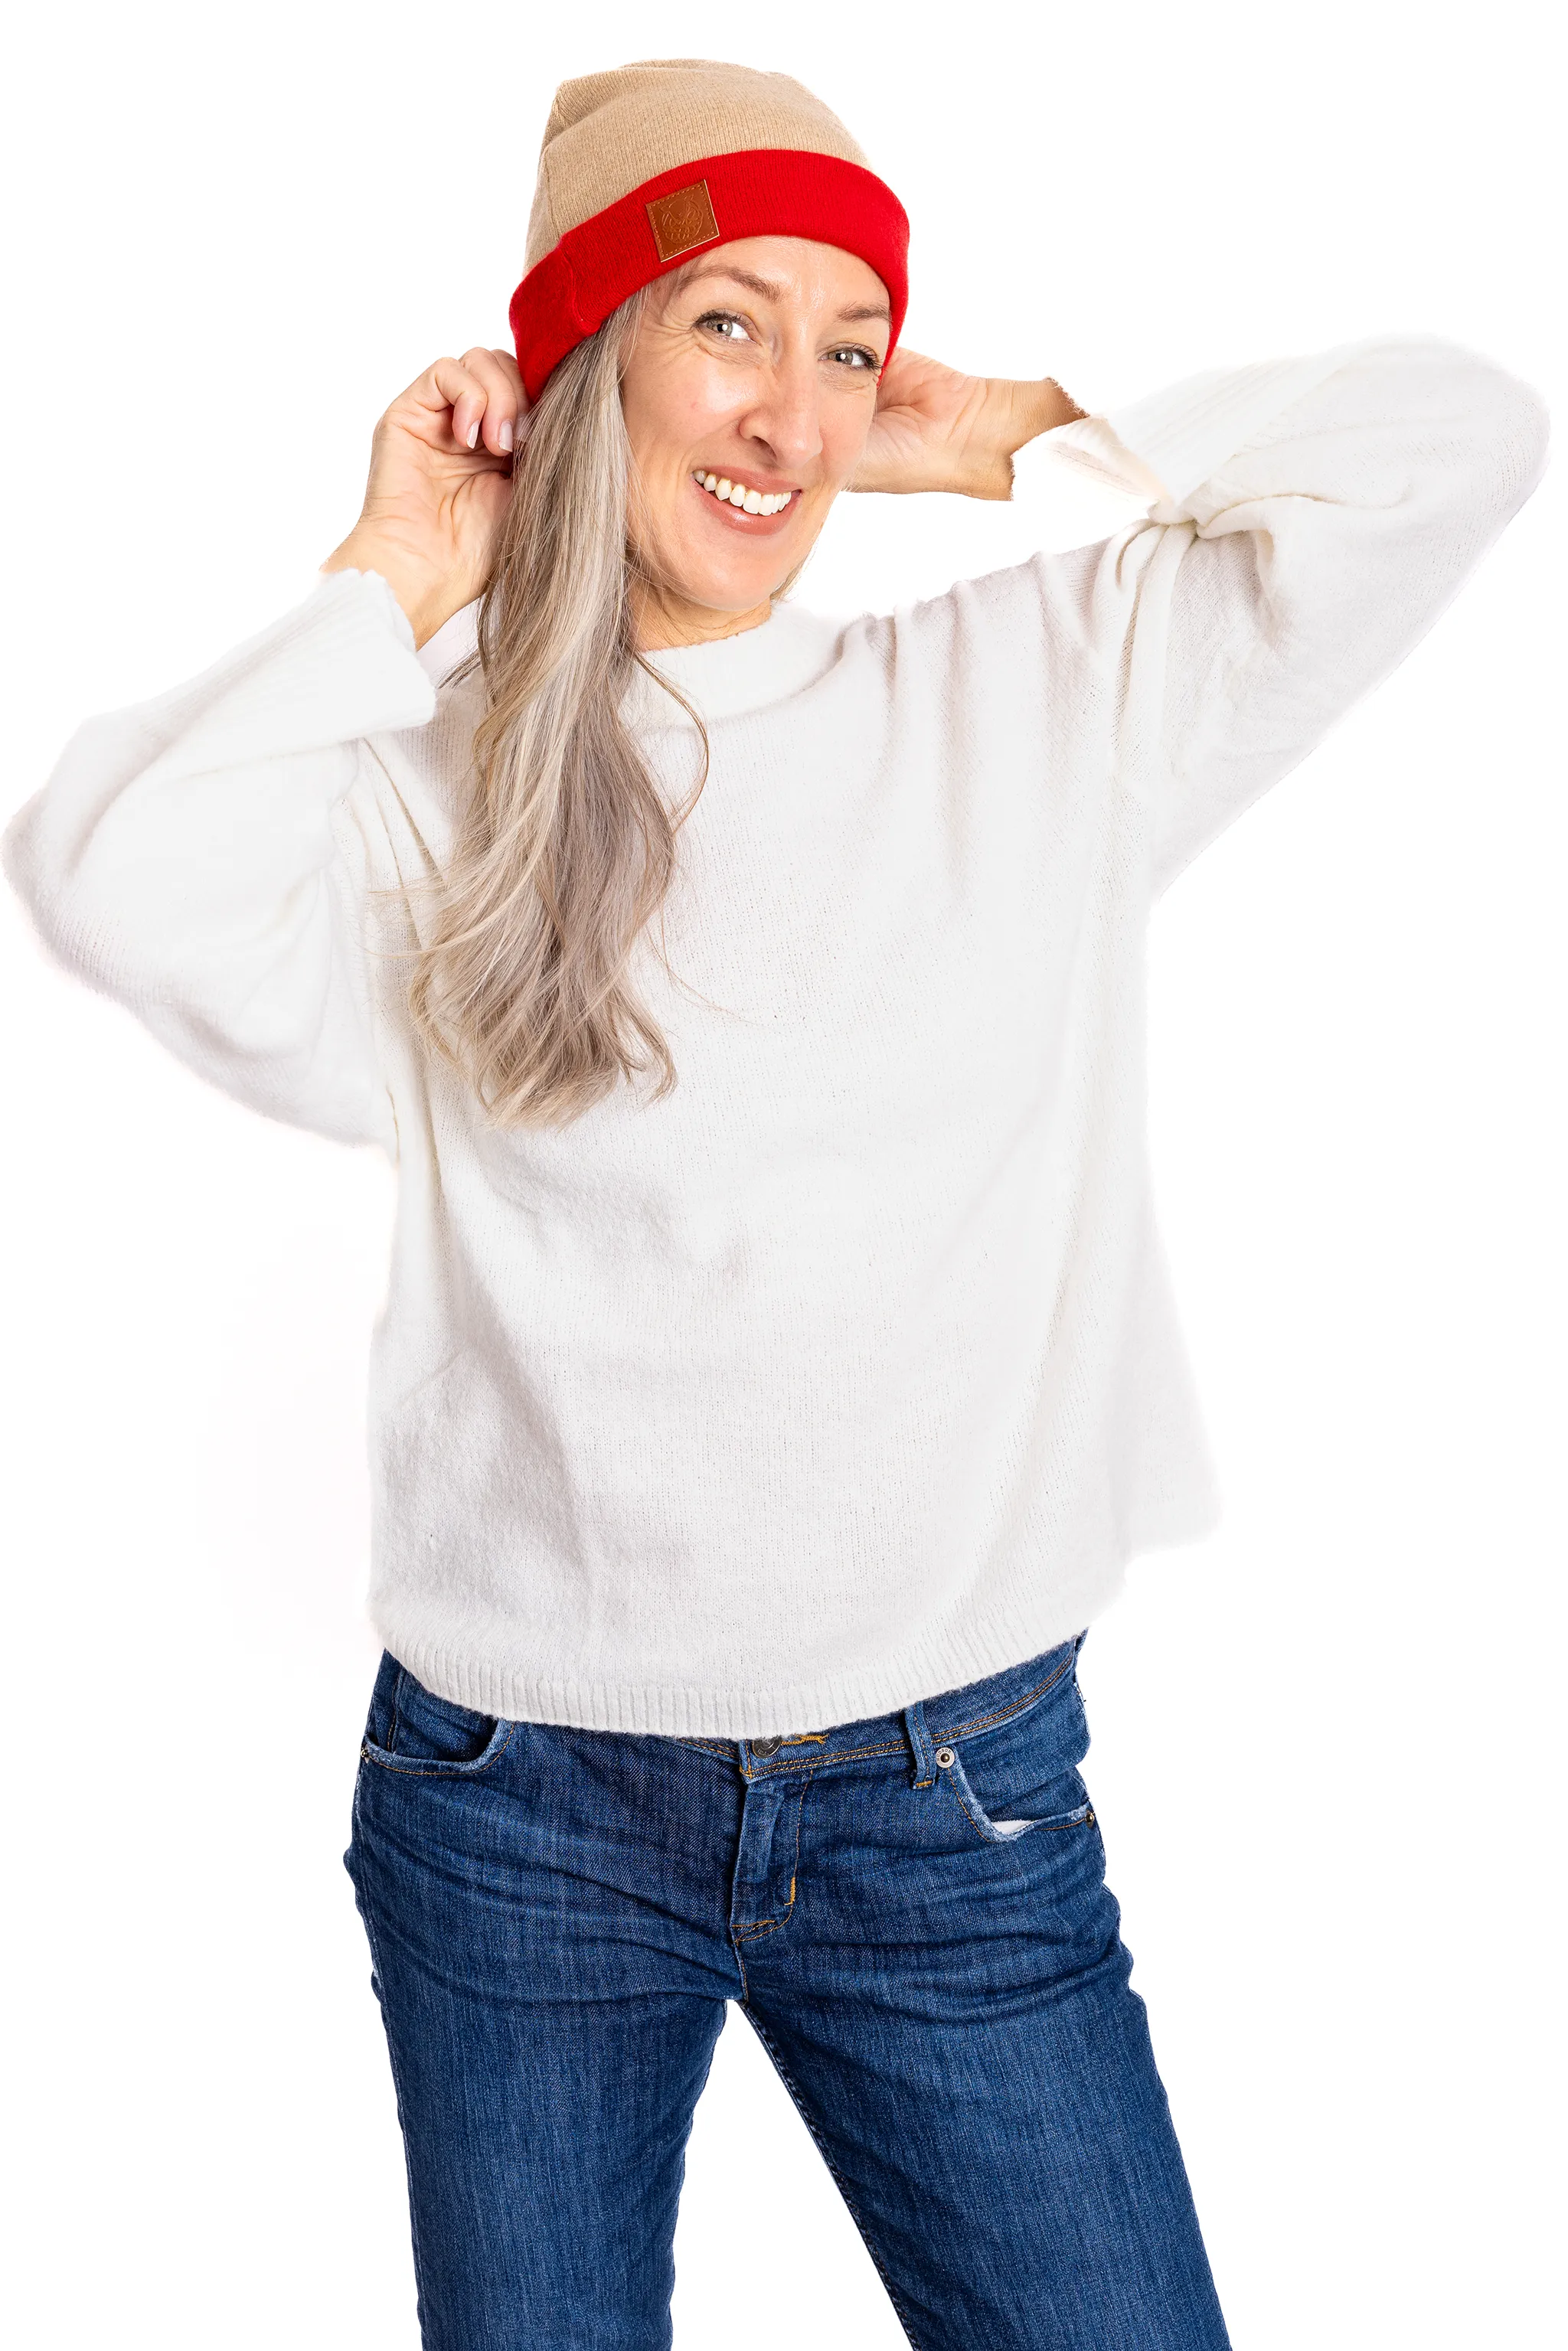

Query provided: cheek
[624,361,748,480]
[677,368,746,433]
[818,393,877,488]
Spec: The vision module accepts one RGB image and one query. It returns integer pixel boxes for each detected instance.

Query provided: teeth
[692,472,793,516]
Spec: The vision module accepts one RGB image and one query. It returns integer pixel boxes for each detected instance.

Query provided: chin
[636,506,814,623]
[684,578,782,615]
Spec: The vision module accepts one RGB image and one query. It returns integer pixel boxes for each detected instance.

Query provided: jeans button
[751,1736,782,1758]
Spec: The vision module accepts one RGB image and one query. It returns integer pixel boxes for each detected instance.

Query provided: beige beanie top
[508,57,908,399]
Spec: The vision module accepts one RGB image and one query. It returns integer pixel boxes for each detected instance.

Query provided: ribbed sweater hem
[369,1513,1212,1739]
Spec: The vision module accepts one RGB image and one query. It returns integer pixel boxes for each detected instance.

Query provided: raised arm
[1012,334,1552,891]
[2,574,434,1151]
[858,332,1549,896]
[3,346,536,1152]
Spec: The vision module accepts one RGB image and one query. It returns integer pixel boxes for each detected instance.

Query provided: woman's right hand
[321,348,527,647]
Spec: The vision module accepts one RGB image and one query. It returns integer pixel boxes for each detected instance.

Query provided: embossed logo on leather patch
[646,179,720,263]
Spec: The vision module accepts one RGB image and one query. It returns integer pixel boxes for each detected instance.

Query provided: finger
[488,347,526,404]
[492,348,536,450]
[457,346,525,456]
[387,355,491,452]
[495,350,538,452]
[430,354,494,451]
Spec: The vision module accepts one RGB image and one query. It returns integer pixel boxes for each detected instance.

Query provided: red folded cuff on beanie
[509,148,910,403]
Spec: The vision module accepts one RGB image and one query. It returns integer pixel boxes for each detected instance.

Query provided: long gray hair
[386,287,715,1130]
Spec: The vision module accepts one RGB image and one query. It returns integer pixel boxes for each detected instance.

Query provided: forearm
[1005,375,1091,459]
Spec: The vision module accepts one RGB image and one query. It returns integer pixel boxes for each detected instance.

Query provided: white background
[2,2,1561,2343]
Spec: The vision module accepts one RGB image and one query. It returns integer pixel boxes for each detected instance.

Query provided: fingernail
[466,420,479,449]
[498,419,514,453]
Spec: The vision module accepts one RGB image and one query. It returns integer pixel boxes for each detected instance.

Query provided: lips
[691,470,797,518]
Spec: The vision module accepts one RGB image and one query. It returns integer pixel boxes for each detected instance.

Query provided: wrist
[1018,376,1090,443]
[994,377,1089,499]
[320,528,460,648]
[944,377,1091,501]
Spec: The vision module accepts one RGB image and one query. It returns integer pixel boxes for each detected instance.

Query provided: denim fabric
[345,1632,1229,2350]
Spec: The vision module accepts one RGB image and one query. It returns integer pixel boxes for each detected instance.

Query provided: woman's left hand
[851,348,1086,501]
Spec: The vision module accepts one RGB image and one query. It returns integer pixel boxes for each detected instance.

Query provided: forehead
[663,235,891,321]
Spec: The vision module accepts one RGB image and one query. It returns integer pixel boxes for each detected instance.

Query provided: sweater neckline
[415,596,845,724]
[635,603,845,724]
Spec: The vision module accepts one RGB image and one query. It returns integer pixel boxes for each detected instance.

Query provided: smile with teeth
[693,471,797,517]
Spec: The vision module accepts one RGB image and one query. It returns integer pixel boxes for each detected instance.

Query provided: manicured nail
[498,419,514,453]
[466,419,479,449]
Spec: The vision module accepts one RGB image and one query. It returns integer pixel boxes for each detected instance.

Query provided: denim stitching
[946,1780,992,1843]
[933,1651,1074,1743]
[732,1915,785,1943]
[349,1801,434,2343]
[617,1652,1076,1779]
[732,1771,814,1941]
[903,1700,936,1791]
[743,1737,904,1777]
[740,2009,931,2350]
[360,1720,517,1778]
[946,1778,1095,1850]
[726,1653,1077,1781]
[784,1770,810,1914]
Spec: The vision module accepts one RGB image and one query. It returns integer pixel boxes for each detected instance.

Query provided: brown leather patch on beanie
[522,60,873,268]
[646,179,720,263]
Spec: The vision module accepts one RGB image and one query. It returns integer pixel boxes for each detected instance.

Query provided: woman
[3,53,1548,2351]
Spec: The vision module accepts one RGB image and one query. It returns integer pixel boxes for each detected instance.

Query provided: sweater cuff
[1011,415,1168,508]
[313,564,420,655]
[194,565,437,756]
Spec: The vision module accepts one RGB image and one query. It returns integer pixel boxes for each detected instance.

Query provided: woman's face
[619,236,892,640]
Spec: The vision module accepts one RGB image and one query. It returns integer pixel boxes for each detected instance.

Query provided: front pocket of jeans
[361,1666,514,1778]
[940,1748,1095,1847]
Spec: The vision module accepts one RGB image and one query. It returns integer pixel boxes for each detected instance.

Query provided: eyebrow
[672,260,891,325]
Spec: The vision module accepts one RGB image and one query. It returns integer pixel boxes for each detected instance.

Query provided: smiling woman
[622,240,897,633]
[1,46,1549,2351]
[305,82,1076,1140]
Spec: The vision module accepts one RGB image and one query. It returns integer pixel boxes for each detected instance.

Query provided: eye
[828,344,880,373]
[696,310,752,343]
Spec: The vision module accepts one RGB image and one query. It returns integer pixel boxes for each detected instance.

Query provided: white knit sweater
[4,335,1548,1735]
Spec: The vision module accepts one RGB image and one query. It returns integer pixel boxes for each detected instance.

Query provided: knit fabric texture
[523,59,871,269]
[509,59,909,399]
[2,336,1548,1736]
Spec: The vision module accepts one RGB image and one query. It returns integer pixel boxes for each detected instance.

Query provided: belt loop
[903,1698,936,1789]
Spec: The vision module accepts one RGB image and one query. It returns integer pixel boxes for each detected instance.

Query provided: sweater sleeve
[1,568,436,1156]
[1009,335,1551,893]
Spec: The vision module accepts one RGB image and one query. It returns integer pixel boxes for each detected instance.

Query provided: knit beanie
[509,59,910,402]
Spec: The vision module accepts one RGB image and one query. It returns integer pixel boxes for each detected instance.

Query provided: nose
[741,348,825,476]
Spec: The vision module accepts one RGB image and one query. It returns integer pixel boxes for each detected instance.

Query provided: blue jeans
[345,1633,1230,2349]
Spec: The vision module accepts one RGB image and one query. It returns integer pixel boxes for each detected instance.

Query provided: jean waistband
[679,1632,1085,1786]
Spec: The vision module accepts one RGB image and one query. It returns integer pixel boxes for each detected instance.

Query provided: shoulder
[832,538,1132,709]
